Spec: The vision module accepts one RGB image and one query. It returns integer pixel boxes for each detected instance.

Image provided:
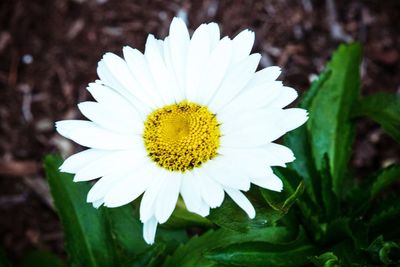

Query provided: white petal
[252,173,283,191]
[209,53,261,112]
[202,157,250,191]
[246,66,282,89]
[196,37,233,105]
[92,199,104,209]
[102,53,156,108]
[74,149,147,182]
[55,120,89,139]
[96,60,120,92]
[103,178,147,208]
[197,200,211,217]
[180,172,203,214]
[87,171,129,203]
[220,132,266,148]
[218,147,274,178]
[214,148,282,191]
[220,110,287,147]
[206,22,221,50]
[122,46,164,107]
[220,81,284,115]
[185,24,211,101]
[278,108,308,132]
[269,87,298,108]
[97,60,151,116]
[78,101,141,134]
[163,37,185,102]
[219,97,281,131]
[144,35,176,104]
[225,188,255,218]
[155,173,182,223]
[247,165,274,180]
[231,29,255,64]
[221,145,294,169]
[56,120,143,150]
[260,143,295,164]
[168,17,190,100]
[143,216,158,245]
[155,38,165,57]
[219,107,305,146]
[194,169,224,208]
[60,149,108,173]
[103,162,154,207]
[140,171,166,222]
[86,82,144,122]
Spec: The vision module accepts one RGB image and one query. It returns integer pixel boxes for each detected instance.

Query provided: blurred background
[0,0,399,264]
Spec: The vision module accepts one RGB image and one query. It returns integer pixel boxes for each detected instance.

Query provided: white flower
[56,17,308,244]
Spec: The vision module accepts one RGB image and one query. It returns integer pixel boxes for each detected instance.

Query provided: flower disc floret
[143,101,220,172]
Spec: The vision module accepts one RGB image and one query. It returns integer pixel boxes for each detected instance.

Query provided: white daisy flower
[56,17,308,244]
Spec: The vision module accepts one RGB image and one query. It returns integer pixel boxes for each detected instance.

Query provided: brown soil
[0,0,399,264]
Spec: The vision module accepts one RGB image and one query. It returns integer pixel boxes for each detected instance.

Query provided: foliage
[19,43,400,266]
[45,155,119,267]
[353,92,400,143]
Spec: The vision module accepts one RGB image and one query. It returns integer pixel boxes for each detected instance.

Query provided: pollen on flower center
[143,101,220,172]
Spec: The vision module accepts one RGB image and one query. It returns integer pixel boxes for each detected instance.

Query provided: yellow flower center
[143,101,220,172]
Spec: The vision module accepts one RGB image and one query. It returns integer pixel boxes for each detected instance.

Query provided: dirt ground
[0,0,399,264]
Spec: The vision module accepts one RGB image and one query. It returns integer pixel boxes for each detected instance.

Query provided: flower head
[56,17,308,244]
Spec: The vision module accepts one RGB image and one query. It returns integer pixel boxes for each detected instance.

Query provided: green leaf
[44,155,118,267]
[284,70,331,204]
[124,243,167,267]
[208,187,279,232]
[353,92,400,142]
[104,205,149,259]
[324,217,368,249]
[320,155,338,220]
[310,252,340,267]
[331,240,367,266]
[300,70,332,110]
[156,228,189,250]
[341,185,369,217]
[206,228,317,267]
[118,200,188,253]
[370,165,400,198]
[369,199,400,239]
[164,198,213,229]
[264,167,309,212]
[162,226,295,267]
[20,251,66,267]
[366,236,400,265]
[271,167,323,238]
[260,179,304,217]
[342,166,400,217]
[283,181,304,210]
[308,43,362,197]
